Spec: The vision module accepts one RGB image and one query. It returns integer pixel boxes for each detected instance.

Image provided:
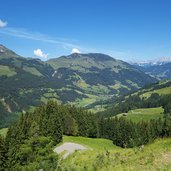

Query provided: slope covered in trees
[0,45,157,128]
[100,79,171,117]
[0,101,97,170]
[1,100,171,170]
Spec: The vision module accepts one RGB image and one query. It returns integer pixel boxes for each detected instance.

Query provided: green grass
[58,136,171,171]
[23,66,42,76]
[62,136,120,150]
[140,86,171,99]
[0,65,16,77]
[0,128,8,137]
[116,107,164,122]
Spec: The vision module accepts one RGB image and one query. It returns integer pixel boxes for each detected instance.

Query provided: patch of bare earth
[54,142,87,159]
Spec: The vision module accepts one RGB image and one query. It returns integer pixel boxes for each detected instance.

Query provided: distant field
[116,107,164,122]
[59,136,171,171]
[0,128,8,137]
[141,86,171,99]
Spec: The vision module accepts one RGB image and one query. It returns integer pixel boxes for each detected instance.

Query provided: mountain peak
[67,53,116,62]
[0,44,20,58]
[0,44,8,53]
[131,57,171,67]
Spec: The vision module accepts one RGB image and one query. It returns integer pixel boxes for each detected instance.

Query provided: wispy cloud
[0,27,82,50]
[0,26,131,60]
[0,19,7,28]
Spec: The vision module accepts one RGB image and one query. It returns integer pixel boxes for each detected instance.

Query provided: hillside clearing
[141,86,171,98]
[116,107,164,122]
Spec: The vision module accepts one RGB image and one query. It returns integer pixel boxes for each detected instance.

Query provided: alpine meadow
[1,1,171,171]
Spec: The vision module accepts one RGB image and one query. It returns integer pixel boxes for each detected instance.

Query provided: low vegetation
[0,128,8,137]
[60,136,171,171]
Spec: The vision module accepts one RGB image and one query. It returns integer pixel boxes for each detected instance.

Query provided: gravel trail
[54,142,87,159]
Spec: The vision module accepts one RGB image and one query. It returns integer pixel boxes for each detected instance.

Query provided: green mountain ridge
[47,53,156,109]
[0,45,157,127]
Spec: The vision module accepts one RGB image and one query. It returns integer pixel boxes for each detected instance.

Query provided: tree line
[0,101,97,170]
[98,114,171,148]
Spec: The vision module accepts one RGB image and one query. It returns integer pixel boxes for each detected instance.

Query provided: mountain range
[133,59,171,80]
[0,44,166,127]
[131,57,171,66]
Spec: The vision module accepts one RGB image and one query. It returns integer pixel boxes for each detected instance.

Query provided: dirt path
[54,142,87,159]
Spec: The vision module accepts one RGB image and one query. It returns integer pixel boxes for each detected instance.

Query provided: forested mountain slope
[0,45,156,127]
[101,79,171,117]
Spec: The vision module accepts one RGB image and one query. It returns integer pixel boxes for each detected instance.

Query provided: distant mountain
[131,57,171,67]
[0,45,56,127]
[47,53,156,110]
[0,45,157,127]
[133,61,171,80]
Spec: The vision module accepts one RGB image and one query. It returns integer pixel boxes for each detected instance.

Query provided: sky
[0,0,171,61]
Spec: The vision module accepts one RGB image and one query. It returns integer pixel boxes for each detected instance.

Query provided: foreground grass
[59,136,171,171]
[116,107,164,122]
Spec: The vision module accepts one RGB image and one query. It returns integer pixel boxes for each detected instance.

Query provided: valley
[0,46,171,171]
[0,45,157,128]
[1,1,171,170]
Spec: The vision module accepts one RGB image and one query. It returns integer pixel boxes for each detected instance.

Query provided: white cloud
[33,49,48,59]
[0,19,7,28]
[71,48,81,54]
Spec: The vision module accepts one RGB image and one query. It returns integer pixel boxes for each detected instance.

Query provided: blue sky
[0,0,171,61]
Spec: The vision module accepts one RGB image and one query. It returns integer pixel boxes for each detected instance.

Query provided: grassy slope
[141,86,171,98]
[116,107,164,122]
[59,136,171,171]
[0,65,16,77]
[131,79,171,99]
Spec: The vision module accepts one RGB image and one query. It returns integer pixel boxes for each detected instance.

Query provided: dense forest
[0,100,171,170]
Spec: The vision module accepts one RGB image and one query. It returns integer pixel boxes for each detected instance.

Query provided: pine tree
[0,135,7,171]
[63,114,78,136]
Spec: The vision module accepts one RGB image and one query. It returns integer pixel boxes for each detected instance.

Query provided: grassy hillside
[116,107,164,122]
[47,53,156,109]
[59,136,171,171]
[135,79,171,98]
[141,86,171,98]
